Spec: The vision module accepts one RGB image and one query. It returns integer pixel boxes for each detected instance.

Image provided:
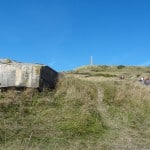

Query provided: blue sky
[0,0,150,71]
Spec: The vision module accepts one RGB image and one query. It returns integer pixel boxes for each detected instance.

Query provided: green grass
[0,77,107,149]
[0,65,150,149]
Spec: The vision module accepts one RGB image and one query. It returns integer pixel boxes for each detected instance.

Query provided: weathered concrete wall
[0,59,58,90]
[40,66,58,90]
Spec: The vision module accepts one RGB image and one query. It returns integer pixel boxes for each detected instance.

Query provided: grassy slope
[0,65,150,149]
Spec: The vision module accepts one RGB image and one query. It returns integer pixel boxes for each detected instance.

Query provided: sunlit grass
[0,65,150,149]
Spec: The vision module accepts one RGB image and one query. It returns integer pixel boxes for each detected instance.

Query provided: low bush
[117,65,126,69]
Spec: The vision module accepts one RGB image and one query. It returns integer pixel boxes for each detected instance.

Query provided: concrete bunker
[0,59,58,91]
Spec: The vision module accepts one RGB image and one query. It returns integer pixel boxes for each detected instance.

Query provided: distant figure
[139,77,144,81]
[139,77,145,84]
[144,79,150,86]
[139,77,150,86]
[120,75,125,80]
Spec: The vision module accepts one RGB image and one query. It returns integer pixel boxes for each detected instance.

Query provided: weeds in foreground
[0,75,150,149]
[0,77,107,149]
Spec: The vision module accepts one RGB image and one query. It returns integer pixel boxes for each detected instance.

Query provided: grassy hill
[0,65,150,149]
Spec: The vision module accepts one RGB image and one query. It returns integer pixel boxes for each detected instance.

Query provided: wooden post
[90,56,93,65]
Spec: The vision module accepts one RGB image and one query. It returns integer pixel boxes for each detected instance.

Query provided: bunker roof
[0,58,43,66]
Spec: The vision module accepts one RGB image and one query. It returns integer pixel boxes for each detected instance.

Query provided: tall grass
[101,82,150,149]
[0,77,107,149]
[0,71,150,149]
[54,77,107,137]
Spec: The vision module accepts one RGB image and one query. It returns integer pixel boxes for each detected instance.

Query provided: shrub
[117,65,126,69]
[136,74,141,77]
